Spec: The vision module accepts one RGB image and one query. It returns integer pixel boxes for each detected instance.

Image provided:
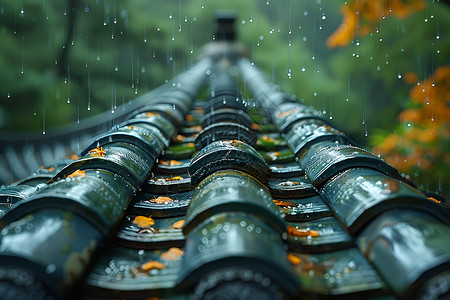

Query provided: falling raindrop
[87,69,91,110]
[77,81,80,123]
[397,73,402,79]
[97,41,101,61]
[42,109,46,135]
[301,66,306,72]
[7,93,11,99]
[20,36,24,74]
[67,65,70,103]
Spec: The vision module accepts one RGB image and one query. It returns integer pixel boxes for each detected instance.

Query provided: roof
[0,48,449,300]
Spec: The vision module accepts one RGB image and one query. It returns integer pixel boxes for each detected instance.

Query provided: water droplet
[424,18,428,22]
[169,13,173,19]
[407,123,411,127]
[436,35,440,40]
[301,67,306,72]
[178,24,182,32]
[114,66,119,72]
[249,17,253,23]
[346,98,349,102]
[379,38,383,42]
[321,14,326,20]
[45,264,56,274]
[397,73,402,79]
[7,93,11,99]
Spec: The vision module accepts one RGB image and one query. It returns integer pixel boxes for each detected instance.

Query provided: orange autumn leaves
[373,66,450,173]
[401,66,450,126]
[327,0,426,48]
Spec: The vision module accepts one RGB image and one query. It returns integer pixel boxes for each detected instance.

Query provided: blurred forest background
[0,0,448,195]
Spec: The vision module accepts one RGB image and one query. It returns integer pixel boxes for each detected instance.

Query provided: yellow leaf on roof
[150,196,175,204]
[172,220,185,229]
[132,216,155,228]
[287,226,319,237]
[287,253,302,266]
[161,247,184,261]
[140,260,165,271]
[68,170,85,178]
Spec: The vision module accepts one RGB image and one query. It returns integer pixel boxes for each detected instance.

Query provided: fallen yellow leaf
[161,247,184,261]
[140,260,165,271]
[132,216,155,228]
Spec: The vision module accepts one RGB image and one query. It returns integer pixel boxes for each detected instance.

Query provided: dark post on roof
[214,11,236,41]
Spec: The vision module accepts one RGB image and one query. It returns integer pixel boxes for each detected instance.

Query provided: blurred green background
[0,0,448,194]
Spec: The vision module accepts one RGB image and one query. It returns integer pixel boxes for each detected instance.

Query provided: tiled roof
[1,50,449,300]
